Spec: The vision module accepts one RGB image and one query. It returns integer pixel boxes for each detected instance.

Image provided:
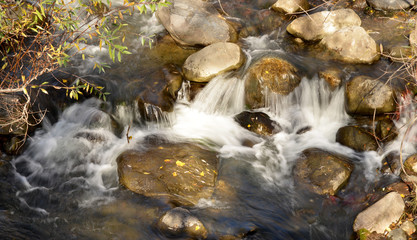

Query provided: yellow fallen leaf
[143,172,150,175]
[164,159,171,163]
[172,172,177,177]
[158,146,164,149]
[200,172,204,177]
[176,160,185,167]
[247,124,251,128]
[195,226,200,231]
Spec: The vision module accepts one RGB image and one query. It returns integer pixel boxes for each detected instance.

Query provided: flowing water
[2,1,417,239]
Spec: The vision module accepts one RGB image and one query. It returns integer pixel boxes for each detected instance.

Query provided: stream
[2,1,417,239]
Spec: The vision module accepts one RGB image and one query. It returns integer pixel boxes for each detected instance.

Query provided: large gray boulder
[156,0,237,47]
[345,76,396,116]
[117,142,219,206]
[286,9,361,41]
[293,148,354,195]
[183,42,245,82]
[367,0,414,10]
[320,26,379,64]
[353,192,405,234]
[272,0,309,14]
[244,57,301,109]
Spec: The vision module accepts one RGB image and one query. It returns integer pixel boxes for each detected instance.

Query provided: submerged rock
[320,26,379,64]
[234,111,281,136]
[293,148,354,195]
[345,76,396,116]
[245,57,301,109]
[156,0,237,47]
[367,0,414,10]
[336,126,378,152]
[353,192,405,234]
[271,0,309,14]
[183,42,245,82]
[117,142,218,206]
[286,9,361,41]
[157,207,208,239]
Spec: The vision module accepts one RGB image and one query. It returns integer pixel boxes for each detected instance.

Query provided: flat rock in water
[320,26,379,64]
[286,9,361,41]
[183,42,244,82]
[353,192,405,234]
[245,57,301,109]
[345,76,396,116]
[367,0,414,10]
[156,0,236,47]
[293,148,354,195]
[271,0,309,14]
[117,142,219,206]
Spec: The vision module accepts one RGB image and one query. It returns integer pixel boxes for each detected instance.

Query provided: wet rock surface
[234,111,281,136]
[345,76,396,116]
[353,192,405,234]
[293,148,354,195]
[245,57,301,109]
[183,42,245,82]
[336,125,378,152]
[156,0,236,47]
[117,142,219,206]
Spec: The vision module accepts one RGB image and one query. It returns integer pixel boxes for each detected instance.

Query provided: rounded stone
[157,207,208,239]
[345,76,396,116]
[286,9,361,41]
[156,0,236,47]
[272,0,309,14]
[183,42,245,82]
[320,26,379,64]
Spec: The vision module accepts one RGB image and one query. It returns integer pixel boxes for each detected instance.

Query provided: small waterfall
[192,74,246,115]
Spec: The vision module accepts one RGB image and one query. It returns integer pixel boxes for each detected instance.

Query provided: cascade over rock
[117,142,219,206]
[155,0,237,47]
[293,148,354,195]
[345,76,396,116]
[353,192,405,234]
[182,42,245,82]
[286,9,361,41]
[244,57,301,109]
[320,26,379,64]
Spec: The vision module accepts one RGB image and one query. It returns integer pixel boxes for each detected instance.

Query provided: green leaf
[40,88,49,94]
